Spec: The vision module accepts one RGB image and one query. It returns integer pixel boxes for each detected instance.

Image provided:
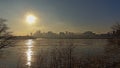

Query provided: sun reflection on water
[25,39,34,67]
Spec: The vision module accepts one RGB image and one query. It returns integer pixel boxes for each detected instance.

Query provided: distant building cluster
[33,30,112,39]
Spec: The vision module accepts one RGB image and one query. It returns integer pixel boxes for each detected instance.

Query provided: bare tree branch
[0,18,15,49]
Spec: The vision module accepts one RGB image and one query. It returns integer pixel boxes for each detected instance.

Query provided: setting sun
[26,14,36,24]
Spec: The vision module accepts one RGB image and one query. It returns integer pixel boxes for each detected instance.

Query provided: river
[0,39,119,68]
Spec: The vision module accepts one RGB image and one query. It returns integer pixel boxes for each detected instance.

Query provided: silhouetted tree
[112,23,120,38]
[112,23,120,31]
[0,18,14,49]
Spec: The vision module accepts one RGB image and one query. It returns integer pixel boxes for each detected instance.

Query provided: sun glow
[26,14,36,24]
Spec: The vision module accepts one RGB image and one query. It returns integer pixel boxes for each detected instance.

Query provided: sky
[0,0,120,35]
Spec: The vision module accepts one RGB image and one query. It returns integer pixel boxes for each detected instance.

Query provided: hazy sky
[0,0,120,35]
